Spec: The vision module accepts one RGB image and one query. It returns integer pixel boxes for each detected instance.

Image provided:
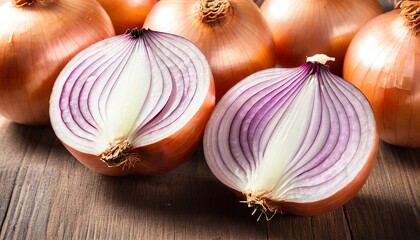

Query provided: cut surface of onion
[50,28,215,176]
[203,54,378,217]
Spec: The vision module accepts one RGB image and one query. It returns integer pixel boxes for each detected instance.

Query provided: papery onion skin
[343,8,420,148]
[204,58,378,217]
[96,0,157,34]
[260,0,383,76]
[50,29,215,176]
[0,0,115,125]
[143,0,276,101]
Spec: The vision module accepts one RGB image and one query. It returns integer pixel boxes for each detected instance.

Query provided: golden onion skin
[344,9,420,148]
[97,0,157,34]
[261,0,383,76]
[0,0,115,125]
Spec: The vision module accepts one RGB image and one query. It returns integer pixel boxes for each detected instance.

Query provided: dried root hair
[240,192,280,221]
[100,139,140,170]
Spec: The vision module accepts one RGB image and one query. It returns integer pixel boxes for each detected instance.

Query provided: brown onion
[260,0,383,76]
[143,0,275,101]
[96,0,157,34]
[343,1,420,148]
[0,0,115,125]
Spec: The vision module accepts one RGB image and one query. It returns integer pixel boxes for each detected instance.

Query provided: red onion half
[50,28,215,176]
[203,54,378,217]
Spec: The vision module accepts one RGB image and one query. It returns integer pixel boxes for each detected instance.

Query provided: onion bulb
[50,28,215,176]
[0,0,115,125]
[143,0,275,101]
[204,54,378,217]
[260,0,383,76]
[343,1,420,148]
[96,0,157,34]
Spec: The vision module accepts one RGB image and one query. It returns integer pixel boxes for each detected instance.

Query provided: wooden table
[0,116,419,239]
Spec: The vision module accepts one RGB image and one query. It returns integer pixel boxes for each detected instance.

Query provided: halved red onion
[203,54,378,217]
[50,28,215,176]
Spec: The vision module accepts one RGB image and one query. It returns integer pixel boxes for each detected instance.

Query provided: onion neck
[306,54,335,65]
[13,0,54,7]
[199,0,233,26]
[305,54,335,75]
[126,27,147,39]
[398,0,420,34]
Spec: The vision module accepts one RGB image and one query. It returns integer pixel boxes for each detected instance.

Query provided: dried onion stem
[199,0,233,25]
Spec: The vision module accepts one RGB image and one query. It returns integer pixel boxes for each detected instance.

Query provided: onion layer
[50,28,215,176]
[343,2,420,148]
[0,0,115,125]
[143,0,275,101]
[204,54,378,217]
[260,0,383,76]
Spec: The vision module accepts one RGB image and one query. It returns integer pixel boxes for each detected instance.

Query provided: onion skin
[343,9,420,148]
[260,0,383,76]
[96,0,157,34]
[63,81,215,176]
[0,0,115,125]
[143,0,276,101]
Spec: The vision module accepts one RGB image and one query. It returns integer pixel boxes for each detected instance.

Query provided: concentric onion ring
[50,29,215,176]
[204,55,378,217]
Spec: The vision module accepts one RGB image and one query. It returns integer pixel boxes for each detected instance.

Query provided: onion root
[241,192,278,221]
[100,139,137,168]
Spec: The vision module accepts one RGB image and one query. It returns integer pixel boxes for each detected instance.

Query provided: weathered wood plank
[0,122,63,240]
[344,142,420,239]
[0,117,267,239]
[0,121,46,232]
[169,151,267,240]
[267,210,352,240]
[43,150,267,240]
[1,116,419,239]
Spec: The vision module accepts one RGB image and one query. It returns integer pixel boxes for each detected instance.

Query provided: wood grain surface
[0,116,419,239]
